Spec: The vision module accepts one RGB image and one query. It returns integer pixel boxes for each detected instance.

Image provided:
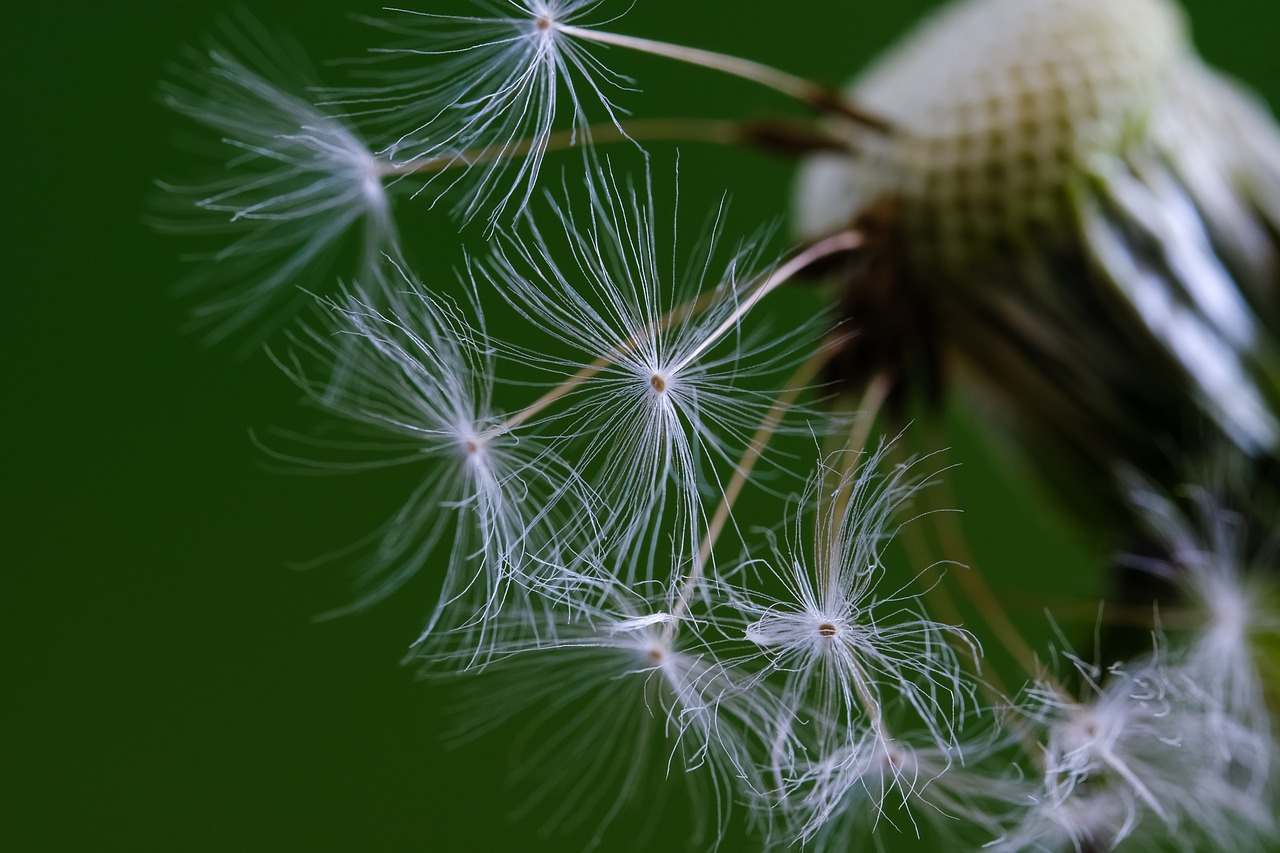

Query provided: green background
[8,1,1279,850]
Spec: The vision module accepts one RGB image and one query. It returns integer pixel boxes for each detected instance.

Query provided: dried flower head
[793,0,1280,534]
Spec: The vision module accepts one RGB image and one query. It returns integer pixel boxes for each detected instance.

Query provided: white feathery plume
[271,267,581,653]
[339,0,633,225]
[773,726,1019,851]
[422,578,785,848]
[472,164,826,576]
[161,30,398,345]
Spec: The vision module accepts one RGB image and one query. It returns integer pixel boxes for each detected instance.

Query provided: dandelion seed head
[794,0,1280,514]
[795,0,1187,266]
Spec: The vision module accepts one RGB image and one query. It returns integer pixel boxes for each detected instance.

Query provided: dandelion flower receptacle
[793,0,1280,534]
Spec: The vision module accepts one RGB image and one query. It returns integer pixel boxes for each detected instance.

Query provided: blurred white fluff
[161,28,398,345]
[997,644,1275,851]
[1123,473,1279,737]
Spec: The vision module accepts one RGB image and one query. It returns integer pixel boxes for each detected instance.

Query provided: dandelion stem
[841,375,894,462]
[831,372,894,500]
[889,454,1051,759]
[495,289,720,433]
[559,26,893,132]
[817,372,894,592]
[898,504,1013,702]
[669,229,865,376]
[378,118,745,177]
[1036,598,1192,629]
[498,358,607,434]
[1102,746,1169,820]
[848,656,890,739]
[880,435,1058,759]
[667,332,852,628]
[923,441,1057,688]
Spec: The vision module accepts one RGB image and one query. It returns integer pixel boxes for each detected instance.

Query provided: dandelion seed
[1006,642,1275,851]
[782,730,1014,851]
[725,447,977,768]
[272,268,581,653]
[337,1,634,225]
[160,32,398,345]
[425,580,783,847]
[1122,470,1280,764]
[472,164,832,570]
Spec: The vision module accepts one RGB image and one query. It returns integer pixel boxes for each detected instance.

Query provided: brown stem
[668,332,852,627]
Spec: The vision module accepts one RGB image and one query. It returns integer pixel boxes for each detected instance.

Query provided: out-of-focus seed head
[796,0,1188,270]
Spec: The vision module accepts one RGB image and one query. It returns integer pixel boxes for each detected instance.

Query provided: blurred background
[7,1,1279,850]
